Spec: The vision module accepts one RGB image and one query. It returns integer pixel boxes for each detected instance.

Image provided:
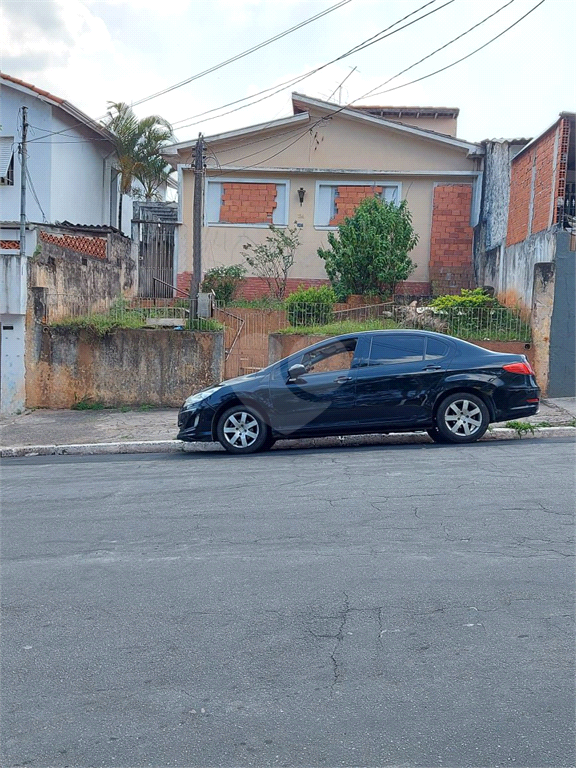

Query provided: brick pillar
[429,184,475,295]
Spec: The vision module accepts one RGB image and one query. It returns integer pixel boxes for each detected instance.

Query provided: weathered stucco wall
[531,262,555,395]
[26,328,224,408]
[29,227,137,321]
[497,229,557,310]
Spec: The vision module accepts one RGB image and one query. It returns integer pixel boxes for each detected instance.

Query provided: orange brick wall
[506,121,566,246]
[39,231,107,259]
[531,128,557,235]
[177,271,192,296]
[506,150,534,246]
[219,182,277,224]
[429,184,475,295]
[330,186,383,226]
[0,240,20,250]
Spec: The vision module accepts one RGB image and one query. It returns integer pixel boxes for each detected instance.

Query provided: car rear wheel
[435,392,489,443]
[216,405,269,454]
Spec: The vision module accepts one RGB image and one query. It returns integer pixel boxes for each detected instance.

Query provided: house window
[0,136,15,186]
[205,179,289,226]
[314,181,400,228]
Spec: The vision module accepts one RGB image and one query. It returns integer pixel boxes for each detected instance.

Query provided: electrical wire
[129,0,352,108]
[363,0,546,100]
[169,0,450,131]
[25,168,48,222]
[210,0,545,173]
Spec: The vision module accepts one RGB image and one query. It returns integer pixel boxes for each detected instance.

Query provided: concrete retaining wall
[26,328,224,409]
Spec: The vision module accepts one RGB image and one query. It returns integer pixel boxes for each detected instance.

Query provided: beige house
[163,93,485,299]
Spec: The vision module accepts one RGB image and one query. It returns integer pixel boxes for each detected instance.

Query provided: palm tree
[103,103,174,230]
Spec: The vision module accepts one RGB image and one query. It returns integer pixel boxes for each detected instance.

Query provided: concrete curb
[2,427,574,458]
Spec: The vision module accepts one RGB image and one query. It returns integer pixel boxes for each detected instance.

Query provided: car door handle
[423,365,442,371]
[334,375,353,383]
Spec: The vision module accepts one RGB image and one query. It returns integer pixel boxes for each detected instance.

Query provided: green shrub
[201,264,246,304]
[430,288,497,310]
[284,285,337,327]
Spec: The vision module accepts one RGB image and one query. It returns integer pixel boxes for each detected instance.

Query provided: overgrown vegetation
[242,223,300,300]
[429,288,530,341]
[277,318,397,336]
[284,285,337,327]
[318,196,418,300]
[201,264,246,304]
[50,296,222,335]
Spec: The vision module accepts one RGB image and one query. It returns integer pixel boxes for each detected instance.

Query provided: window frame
[204,176,290,228]
[313,179,402,230]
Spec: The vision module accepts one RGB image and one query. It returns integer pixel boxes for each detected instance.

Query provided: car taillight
[503,361,535,375]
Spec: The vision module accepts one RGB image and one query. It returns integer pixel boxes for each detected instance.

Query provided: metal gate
[133,202,177,298]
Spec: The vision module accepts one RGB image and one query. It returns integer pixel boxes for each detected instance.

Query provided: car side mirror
[287,363,307,382]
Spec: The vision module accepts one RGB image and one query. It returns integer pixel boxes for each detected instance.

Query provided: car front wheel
[216,405,269,454]
[435,392,489,443]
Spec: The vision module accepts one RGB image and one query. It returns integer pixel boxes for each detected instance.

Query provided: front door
[268,337,359,437]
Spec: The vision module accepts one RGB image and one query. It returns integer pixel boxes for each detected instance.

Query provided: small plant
[285,285,337,327]
[186,318,223,331]
[243,223,300,300]
[72,398,105,411]
[505,420,536,437]
[201,264,247,304]
[138,404,154,411]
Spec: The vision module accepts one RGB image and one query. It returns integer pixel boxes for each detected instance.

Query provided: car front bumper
[176,405,215,442]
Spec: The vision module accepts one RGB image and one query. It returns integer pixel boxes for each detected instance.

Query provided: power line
[358,0,517,101]
[169,0,450,131]
[22,0,351,146]
[130,0,352,108]
[364,0,546,100]
[210,0,545,173]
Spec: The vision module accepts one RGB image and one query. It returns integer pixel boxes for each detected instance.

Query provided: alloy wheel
[443,398,483,437]
[222,410,261,448]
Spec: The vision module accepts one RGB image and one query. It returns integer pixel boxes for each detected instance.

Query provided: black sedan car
[177,330,540,454]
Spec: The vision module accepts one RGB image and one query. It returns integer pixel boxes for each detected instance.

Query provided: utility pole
[189,133,205,320]
[19,106,28,259]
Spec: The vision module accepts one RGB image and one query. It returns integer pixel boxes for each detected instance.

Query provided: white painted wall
[0,314,26,414]
[0,84,52,223]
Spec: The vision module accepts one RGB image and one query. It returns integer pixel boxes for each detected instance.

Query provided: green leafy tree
[103,102,174,229]
[242,223,300,300]
[317,196,418,299]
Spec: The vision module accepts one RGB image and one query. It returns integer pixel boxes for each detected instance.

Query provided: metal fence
[43,295,531,344]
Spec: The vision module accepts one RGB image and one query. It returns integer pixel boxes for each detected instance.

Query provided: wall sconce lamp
[297,187,306,206]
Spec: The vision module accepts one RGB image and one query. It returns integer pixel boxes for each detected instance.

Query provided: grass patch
[72,398,106,411]
[277,318,398,336]
[505,420,536,437]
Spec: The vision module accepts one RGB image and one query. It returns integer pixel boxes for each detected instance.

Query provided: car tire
[435,392,489,443]
[426,427,452,444]
[216,405,270,454]
[258,433,276,452]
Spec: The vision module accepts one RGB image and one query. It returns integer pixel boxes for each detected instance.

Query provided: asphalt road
[2,438,575,768]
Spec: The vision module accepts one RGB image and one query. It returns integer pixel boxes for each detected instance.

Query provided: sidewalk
[1,398,574,458]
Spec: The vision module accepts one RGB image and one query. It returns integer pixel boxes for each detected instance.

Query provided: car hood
[213,369,269,391]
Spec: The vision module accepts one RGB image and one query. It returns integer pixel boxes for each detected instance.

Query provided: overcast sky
[2,0,574,145]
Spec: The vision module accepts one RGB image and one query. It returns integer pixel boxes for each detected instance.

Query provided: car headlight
[182,388,218,410]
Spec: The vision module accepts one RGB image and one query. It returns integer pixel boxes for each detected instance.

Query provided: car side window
[368,335,424,366]
[301,339,357,375]
[425,338,450,360]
